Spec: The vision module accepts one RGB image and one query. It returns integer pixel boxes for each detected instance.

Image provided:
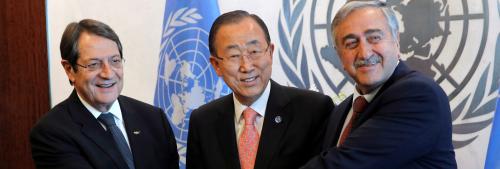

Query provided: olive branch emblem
[161,7,202,49]
[278,0,324,91]
[451,35,500,148]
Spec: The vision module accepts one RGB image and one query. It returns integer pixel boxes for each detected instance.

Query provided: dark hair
[208,10,271,57]
[60,19,123,72]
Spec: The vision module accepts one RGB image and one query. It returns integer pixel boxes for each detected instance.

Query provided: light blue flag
[485,87,500,169]
[154,1,231,168]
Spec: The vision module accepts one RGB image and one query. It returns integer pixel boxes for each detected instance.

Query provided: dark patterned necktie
[98,113,135,169]
[338,96,368,146]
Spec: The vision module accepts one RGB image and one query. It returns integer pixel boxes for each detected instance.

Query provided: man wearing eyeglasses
[186,10,334,169]
[30,19,179,169]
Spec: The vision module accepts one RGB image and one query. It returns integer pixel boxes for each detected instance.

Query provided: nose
[238,55,254,73]
[357,40,373,59]
[99,62,115,79]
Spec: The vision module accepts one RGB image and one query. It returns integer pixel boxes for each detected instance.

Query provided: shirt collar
[353,60,399,103]
[353,85,381,104]
[77,92,122,120]
[234,80,271,121]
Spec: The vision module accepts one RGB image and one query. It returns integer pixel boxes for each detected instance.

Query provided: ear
[268,43,275,60]
[209,56,223,76]
[395,32,401,59]
[61,60,76,85]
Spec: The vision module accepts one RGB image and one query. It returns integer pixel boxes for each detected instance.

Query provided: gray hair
[331,0,399,46]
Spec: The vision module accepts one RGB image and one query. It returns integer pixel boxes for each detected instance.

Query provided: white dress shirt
[234,80,271,142]
[77,93,131,148]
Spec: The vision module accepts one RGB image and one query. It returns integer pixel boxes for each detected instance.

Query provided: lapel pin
[274,116,282,124]
[133,130,141,135]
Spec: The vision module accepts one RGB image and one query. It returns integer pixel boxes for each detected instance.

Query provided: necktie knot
[243,108,258,125]
[353,96,368,113]
[98,113,116,128]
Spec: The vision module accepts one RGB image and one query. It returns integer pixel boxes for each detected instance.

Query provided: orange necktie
[238,108,260,169]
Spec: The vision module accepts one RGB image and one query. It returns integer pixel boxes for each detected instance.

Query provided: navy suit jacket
[30,91,179,169]
[301,62,457,169]
[186,80,334,169]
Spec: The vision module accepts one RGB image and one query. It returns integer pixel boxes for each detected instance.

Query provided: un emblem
[278,0,499,150]
[155,8,231,164]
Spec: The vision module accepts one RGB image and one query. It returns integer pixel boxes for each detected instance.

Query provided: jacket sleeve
[30,123,94,169]
[159,108,181,169]
[301,78,452,169]
[185,108,205,169]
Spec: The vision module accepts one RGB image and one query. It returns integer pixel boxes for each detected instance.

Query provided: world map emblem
[278,0,499,150]
[154,7,231,164]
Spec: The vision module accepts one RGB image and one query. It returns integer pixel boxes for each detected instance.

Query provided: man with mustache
[301,1,456,168]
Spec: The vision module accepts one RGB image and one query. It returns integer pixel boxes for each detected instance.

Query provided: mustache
[354,55,381,68]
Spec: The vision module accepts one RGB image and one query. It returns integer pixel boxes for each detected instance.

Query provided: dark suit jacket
[186,80,334,169]
[301,62,457,169]
[30,91,179,169]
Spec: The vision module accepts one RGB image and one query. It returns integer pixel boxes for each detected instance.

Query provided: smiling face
[62,31,123,112]
[334,7,400,94]
[210,17,274,105]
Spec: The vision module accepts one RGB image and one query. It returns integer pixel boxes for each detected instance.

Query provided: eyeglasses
[75,57,124,71]
[215,45,270,64]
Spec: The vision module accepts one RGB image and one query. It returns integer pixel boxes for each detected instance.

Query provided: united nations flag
[485,85,500,169]
[154,1,231,168]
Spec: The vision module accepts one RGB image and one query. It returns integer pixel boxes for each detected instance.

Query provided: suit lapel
[215,95,241,169]
[353,61,413,128]
[323,95,353,148]
[119,96,154,169]
[67,91,129,169]
[254,80,290,169]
